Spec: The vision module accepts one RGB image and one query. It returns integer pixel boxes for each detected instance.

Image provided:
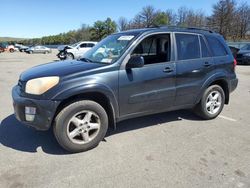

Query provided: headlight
[25,76,59,95]
[243,53,250,57]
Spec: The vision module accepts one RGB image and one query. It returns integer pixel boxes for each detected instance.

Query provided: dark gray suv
[12,27,238,152]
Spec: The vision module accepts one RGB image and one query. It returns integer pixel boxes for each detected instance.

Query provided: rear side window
[200,36,211,58]
[87,43,95,47]
[175,34,200,60]
[206,36,228,57]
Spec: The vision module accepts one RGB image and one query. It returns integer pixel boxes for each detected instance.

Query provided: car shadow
[0,115,68,155]
[107,110,202,137]
[0,110,202,155]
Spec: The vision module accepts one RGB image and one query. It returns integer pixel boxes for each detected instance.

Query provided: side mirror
[126,56,144,69]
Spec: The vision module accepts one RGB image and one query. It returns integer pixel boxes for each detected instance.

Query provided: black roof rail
[153,25,214,33]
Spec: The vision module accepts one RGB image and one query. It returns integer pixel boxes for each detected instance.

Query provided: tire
[29,51,33,54]
[44,51,48,54]
[9,48,14,53]
[66,53,74,60]
[54,100,108,153]
[194,85,225,120]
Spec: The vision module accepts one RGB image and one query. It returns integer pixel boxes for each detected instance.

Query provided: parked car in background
[0,46,4,53]
[15,44,29,52]
[8,45,18,53]
[25,45,52,54]
[12,27,238,152]
[57,41,97,60]
[229,46,239,58]
[19,45,29,52]
[0,42,17,53]
[236,44,250,65]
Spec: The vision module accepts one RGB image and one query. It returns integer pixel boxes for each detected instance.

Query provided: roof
[118,26,218,36]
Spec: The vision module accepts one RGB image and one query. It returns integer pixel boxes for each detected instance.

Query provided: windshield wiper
[80,57,93,63]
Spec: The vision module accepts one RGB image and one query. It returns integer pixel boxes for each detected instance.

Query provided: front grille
[18,80,26,93]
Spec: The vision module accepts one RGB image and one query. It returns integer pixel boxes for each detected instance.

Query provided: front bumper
[12,86,60,131]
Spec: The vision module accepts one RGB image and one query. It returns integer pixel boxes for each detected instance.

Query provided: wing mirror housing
[126,56,144,69]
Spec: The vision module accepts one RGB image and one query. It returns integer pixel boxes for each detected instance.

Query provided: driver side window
[80,43,87,48]
[132,34,171,65]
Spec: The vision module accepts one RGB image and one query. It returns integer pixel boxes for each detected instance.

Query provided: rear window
[200,36,211,58]
[206,36,228,57]
[175,33,200,60]
[87,43,95,47]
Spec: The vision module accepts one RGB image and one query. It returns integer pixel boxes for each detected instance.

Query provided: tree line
[19,0,250,45]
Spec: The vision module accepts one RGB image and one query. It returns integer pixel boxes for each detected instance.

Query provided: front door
[118,34,176,117]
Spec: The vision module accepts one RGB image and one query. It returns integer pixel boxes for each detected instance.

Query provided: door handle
[163,67,173,73]
[204,62,212,67]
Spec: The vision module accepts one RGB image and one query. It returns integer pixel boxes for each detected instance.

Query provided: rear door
[174,33,214,106]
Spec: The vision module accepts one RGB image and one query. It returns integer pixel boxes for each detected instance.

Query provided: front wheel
[194,85,225,119]
[66,53,74,59]
[54,100,108,153]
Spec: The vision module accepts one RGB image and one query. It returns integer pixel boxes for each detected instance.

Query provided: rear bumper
[12,86,60,131]
[229,78,238,93]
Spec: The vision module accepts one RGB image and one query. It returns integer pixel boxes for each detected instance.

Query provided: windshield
[71,42,81,47]
[82,34,137,64]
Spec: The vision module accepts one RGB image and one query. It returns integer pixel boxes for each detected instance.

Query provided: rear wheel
[194,85,225,119]
[9,48,14,53]
[54,100,108,153]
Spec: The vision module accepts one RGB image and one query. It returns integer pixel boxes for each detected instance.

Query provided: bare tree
[208,0,236,39]
[117,17,128,31]
[139,5,156,27]
[236,2,250,39]
[177,6,189,26]
[165,9,177,25]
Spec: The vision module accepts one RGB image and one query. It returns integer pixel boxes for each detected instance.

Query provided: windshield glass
[82,33,137,64]
[71,42,81,47]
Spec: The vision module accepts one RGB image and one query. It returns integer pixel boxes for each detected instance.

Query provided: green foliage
[91,18,117,41]
[153,12,169,26]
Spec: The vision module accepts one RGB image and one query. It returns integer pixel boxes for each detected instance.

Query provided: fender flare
[195,73,229,104]
[52,83,119,121]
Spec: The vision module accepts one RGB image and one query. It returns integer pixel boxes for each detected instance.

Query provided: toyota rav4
[12,27,238,152]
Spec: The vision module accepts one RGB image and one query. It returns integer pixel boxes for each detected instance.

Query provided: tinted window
[87,43,95,47]
[176,34,200,60]
[206,36,228,57]
[80,43,87,48]
[200,36,211,58]
[132,34,171,65]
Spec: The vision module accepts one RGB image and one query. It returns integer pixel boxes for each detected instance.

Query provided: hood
[20,60,106,81]
[238,50,250,54]
[57,45,73,51]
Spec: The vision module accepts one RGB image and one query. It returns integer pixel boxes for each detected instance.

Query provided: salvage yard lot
[0,51,250,188]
